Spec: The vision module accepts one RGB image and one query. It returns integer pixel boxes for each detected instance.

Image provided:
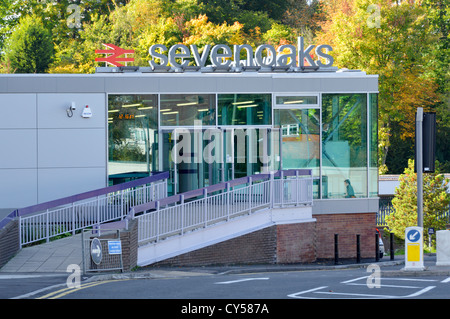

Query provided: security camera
[67,102,76,117]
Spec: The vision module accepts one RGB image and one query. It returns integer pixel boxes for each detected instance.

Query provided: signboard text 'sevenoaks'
[148,37,334,71]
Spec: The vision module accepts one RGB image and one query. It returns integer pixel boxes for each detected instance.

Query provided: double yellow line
[37,279,129,299]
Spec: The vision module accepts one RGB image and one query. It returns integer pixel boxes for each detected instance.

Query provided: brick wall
[314,213,377,260]
[133,213,376,267]
[276,222,316,263]
[0,220,20,269]
[150,221,318,267]
[120,219,138,271]
[152,226,278,267]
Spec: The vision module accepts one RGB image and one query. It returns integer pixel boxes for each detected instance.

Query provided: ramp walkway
[0,169,313,273]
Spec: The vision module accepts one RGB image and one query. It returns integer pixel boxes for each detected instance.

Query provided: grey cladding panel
[104,76,159,92]
[0,169,38,207]
[37,167,106,203]
[37,93,105,129]
[272,77,322,92]
[0,94,36,129]
[159,76,217,93]
[320,78,370,92]
[0,130,37,169]
[56,76,105,93]
[37,128,106,168]
[215,76,272,92]
[7,77,57,93]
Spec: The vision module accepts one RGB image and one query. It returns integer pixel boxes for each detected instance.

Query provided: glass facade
[321,94,367,198]
[369,93,378,197]
[218,94,271,126]
[275,96,318,105]
[160,94,215,127]
[108,94,158,184]
[107,91,378,198]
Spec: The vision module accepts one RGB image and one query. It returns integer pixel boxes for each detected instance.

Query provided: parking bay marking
[288,276,438,299]
[342,276,438,289]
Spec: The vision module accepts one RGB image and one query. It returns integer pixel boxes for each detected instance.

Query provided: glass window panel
[322,94,368,198]
[108,94,158,185]
[160,94,215,126]
[369,93,378,197]
[276,96,318,105]
[274,108,320,198]
[218,94,271,126]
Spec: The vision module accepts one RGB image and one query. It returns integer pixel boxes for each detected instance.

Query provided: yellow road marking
[37,279,129,299]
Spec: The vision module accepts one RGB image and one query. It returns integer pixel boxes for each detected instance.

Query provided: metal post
[226,183,230,221]
[390,232,394,260]
[375,232,380,262]
[334,234,339,265]
[156,201,160,242]
[203,188,208,228]
[81,230,86,275]
[46,209,50,243]
[356,234,361,263]
[416,107,424,228]
[281,171,284,207]
[270,172,274,209]
[19,215,22,248]
[96,195,100,229]
[72,202,75,235]
[180,194,185,235]
[248,177,252,213]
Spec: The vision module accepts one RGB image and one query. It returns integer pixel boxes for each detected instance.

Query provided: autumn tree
[315,0,441,174]
[385,159,450,247]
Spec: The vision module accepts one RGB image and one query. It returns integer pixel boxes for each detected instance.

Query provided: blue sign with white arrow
[407,229,421,242]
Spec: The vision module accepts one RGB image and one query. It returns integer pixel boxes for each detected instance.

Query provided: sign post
[415,108,424,228]
[404,226,424,271]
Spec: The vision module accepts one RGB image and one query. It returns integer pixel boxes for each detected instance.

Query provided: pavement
[1,233,450,282]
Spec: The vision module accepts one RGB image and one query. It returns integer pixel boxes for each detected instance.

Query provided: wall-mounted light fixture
[66,102,76,117]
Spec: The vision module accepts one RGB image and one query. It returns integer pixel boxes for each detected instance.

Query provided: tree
[4,15,54,73]
[315,0,441,174]
[385,159,450,247]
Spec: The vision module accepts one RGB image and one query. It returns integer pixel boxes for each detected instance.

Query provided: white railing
[18,172,168,247]
[133,170,313,246]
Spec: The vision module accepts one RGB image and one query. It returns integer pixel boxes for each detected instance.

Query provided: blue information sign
[407,229,421,242]
[108,240,122,255]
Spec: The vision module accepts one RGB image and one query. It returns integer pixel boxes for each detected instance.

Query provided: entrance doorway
[161,127,279,195]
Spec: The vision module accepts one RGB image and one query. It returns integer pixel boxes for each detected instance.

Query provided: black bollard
[356,234,361,263]
[334,234,339,265]
[375,232,380,262]
[390,232,394,260]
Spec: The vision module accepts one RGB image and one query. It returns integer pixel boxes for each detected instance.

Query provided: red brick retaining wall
[314,213,377,259]
[149,212,377,267]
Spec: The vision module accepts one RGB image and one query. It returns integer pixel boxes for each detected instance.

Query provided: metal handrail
[14,171,169,218]
[9,171,169,246]
[133,169,313,245]
[131,169,312,214]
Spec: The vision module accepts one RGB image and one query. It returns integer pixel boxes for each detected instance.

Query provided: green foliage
[4,15,54,73]
[0,0,448,172]
[385,159,450,247]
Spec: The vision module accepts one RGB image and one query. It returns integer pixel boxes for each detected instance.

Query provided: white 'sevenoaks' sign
[148,36,333,71]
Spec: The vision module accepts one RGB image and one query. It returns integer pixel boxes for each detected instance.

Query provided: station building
[0,40,380,262]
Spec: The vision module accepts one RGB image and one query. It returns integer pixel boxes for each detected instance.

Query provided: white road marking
[215,277,269,284]
[287,286,328,299]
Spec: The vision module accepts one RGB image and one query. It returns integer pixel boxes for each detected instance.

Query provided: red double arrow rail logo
[95,43,135,67]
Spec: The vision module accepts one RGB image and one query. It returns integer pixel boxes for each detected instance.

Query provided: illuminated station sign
[96,37,334,73]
